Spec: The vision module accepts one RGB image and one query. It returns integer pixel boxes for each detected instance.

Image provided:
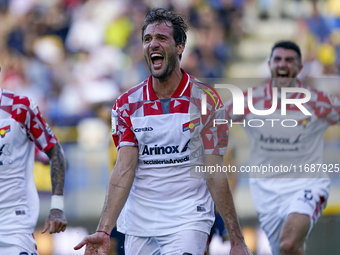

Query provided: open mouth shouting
[150,53,164,69]
[277,70,288,77]
[275,69,292,85]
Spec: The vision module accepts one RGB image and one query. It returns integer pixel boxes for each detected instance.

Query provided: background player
[0,87,67,254]
[225,41,340,255]
[75,7,252,255]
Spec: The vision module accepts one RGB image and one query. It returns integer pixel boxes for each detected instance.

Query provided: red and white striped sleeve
[12,95,57,152]
[111,96,138,150]
[314,90,340,125]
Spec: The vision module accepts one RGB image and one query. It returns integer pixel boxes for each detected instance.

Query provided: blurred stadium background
[0,0,339,254]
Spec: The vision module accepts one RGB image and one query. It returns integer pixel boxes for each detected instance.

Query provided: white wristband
[51,195,64,211]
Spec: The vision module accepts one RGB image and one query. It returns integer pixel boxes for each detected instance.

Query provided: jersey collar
[268,79,304,98]
[146,68,190,100]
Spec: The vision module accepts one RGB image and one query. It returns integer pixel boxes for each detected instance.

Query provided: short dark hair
[141,8,188,59]
[270,41,301,62]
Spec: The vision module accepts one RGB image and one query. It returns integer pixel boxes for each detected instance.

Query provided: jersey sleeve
[18,96,57,152]
[202,107,229,155]
[111,97,138,150]
[314,91,340,125]
[199,85,228,155]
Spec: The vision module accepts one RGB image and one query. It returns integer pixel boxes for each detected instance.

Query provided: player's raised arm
[74,146,138,254]
[205,154,252,255]
[42,141,68,234]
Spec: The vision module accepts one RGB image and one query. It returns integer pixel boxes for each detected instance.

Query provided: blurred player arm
[42,141,68,234]
[74,146,138,254]
[206,154,252,255]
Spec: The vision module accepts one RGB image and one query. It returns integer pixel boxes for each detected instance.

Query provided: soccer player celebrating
[0,87,67,254]
[225,41,340,255]
[74,8,252,255]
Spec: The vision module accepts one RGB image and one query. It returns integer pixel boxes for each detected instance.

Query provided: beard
[145,48,178,81]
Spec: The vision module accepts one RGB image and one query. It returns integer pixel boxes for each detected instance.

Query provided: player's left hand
[41,209,67,234]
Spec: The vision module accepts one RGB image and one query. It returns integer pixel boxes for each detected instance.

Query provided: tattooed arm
[42,142,68,234]
[45,142,67,196]
[74,146,138,254]
[206,154,252,255]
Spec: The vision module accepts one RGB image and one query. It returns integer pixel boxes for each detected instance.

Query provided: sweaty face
[268,48,303,88]
[142,22,183,80]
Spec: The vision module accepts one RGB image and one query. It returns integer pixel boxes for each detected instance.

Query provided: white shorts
[258,187,328,255]
[124,229,208,255]
[0,233,38,255]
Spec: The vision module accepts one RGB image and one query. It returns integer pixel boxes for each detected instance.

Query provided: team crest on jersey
[183,118,200,132]
[298,117,311,128]
[0,125,10,138]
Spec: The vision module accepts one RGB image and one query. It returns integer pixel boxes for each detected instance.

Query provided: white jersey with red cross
[225,81,340,214]
[112,69,228,237]
[0,89,57,234]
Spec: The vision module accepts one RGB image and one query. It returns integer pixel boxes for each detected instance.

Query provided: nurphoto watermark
[190,78,340,179]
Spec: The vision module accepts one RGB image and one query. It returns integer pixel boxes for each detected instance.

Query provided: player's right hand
[74,232,110,255]
[42,209,67,234]
[230,242,253,255]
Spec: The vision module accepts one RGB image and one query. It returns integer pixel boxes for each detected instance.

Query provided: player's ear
[177,43,184,57]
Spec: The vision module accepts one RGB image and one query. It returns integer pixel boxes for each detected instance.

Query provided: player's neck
[152,67,183,99]
[272,78,299,93]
